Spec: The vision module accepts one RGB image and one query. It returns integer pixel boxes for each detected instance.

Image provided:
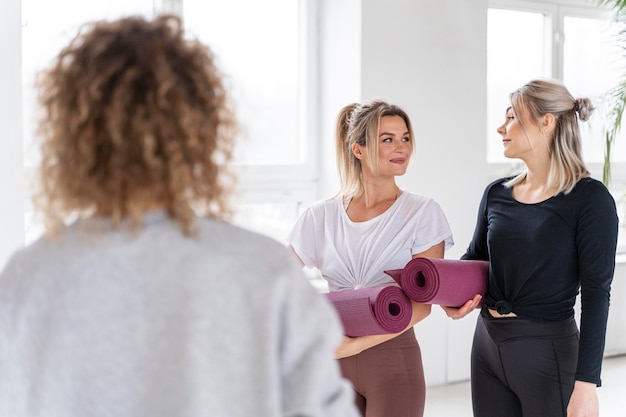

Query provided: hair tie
[573,99,580,113]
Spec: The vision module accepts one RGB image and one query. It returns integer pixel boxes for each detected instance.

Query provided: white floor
[424,355,626,417]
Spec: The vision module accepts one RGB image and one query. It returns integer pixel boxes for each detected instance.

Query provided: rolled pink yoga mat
[384,258,489,307]
[325,286,412,337]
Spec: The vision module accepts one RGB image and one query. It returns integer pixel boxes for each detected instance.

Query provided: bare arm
[288,244,305,267]
[335,241,445,359]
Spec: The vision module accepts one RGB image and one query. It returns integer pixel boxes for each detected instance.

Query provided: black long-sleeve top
[462,176,618,385]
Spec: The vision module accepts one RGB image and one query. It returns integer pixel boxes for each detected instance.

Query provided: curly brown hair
[34,14,238,237]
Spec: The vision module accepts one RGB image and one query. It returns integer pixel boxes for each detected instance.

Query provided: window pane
[564,16,626,163]
[487,9,548,162]
[21,0,155,244]
[21,0,155,167]
[182,0,302,165]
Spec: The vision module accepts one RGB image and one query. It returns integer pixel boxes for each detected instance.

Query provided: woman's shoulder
[396,190,449,216]
[487,176,513,190]
[399,190,431,202]
[570,177,616,206]
[398,190,439,208]
[478,177,513,200]
[291,195,347,225]
[574,176,609,193]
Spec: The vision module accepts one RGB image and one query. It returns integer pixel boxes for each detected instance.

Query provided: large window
[180,0,318,242]
[183,0,301,167]
[487,0,626,167]
[21,0,317,244]
[21,0,156,168]
[487,7,547,164]
[562,14,624,162]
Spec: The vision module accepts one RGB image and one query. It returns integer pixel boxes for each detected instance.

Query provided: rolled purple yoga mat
[324,286,412,337]
[384,258,489,307]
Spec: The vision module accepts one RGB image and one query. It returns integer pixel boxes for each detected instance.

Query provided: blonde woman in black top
[443,79,618,417]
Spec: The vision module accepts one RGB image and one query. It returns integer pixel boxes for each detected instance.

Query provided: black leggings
[471,314,579,417]
[339,328,425,417]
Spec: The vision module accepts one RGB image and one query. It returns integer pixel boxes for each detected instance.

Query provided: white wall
[0,1,24,269]
[605,256,626,357]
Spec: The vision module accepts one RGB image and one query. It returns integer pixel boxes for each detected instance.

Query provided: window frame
[19,0,321,244]
[230,0,320,207]
[171,0,321,207]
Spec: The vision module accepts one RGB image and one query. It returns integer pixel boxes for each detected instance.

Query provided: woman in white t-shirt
[287,99,454,417]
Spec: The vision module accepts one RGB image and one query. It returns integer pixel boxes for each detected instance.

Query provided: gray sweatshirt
[0,211,358,417]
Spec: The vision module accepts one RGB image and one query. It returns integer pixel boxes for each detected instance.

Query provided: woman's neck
[346,181,399,222]
[358,182,399,208]
[521,155,551,187]
[513,166,558,204]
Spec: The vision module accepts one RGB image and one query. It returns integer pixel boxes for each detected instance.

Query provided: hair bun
[574,97,594,121]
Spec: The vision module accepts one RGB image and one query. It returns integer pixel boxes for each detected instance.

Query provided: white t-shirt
[287,190,454,292]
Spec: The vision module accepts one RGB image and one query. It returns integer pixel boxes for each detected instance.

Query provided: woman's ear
[352,143,363,159]
[542,113,556,133]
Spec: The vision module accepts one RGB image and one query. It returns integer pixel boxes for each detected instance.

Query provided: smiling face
[353,115,412,178]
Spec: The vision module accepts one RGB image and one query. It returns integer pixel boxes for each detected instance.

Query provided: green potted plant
[598,0,626,253]
[598,0,626,187]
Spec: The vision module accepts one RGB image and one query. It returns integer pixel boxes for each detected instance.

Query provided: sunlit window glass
[563,16,626,163]
[21,0,155,168]
[487,9,547,163]
[182,0,302,165]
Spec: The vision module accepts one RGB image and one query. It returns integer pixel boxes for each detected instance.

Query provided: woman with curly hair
[0,15,358,417]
